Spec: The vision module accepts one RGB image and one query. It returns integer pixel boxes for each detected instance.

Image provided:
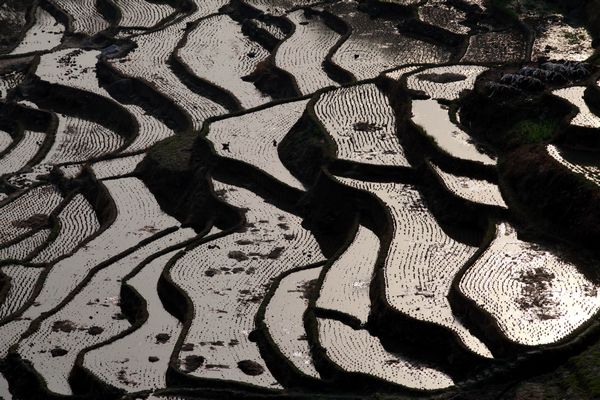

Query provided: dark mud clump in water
[228,250,249,261]
[353,121,384,132]
[87,326,104,336]
[12,214,49,229]
[418,72,466,83]
[300,279,319,300]
[50,348,68,357]
[183,355,205,372]
[237,360,264,376]
[181,343,195,351]
[155,333,170,344]
[52,320,76,333]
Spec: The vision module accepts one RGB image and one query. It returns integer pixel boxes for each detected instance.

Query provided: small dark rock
[237,360,264,376]
[184,355,205,372]
[155,333,170,344]
[52,320,76,333]
[88,326,104,335]
[50,348,68,357]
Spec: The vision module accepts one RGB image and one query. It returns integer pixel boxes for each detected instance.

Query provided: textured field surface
[317,317,454,389]
[9,7,64,55]
[169,179,324,389]
[316,225,379,325]
[460,223,600,347]
[412,99,496,165]
[430,163,507,208]
[179,14,271,109]
[264,267,322,378]
[275,10,340,95]
[49,0,110,36]
[206,100,308,190]
[0,0,598,398]
[336,177,492,358]
[314,84,410,167]
[328,0,452,80]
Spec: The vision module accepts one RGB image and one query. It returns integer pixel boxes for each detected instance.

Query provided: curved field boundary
[17,229,196,396]
[404,64,488,101]
[77,227,212,396]
[0,184,63,247]
[274,9,341,95]
[427,160,507,210]
[107,13,228,130]
[177,14,273,109]
[31,193,101,264]
[0,230,51,263]
[113,0,176,30]
[333,176,493,360]
[260,266,324,384]
[554,86,600,129]
[8,6,65,56]
[325,0,452,81]
[315,224,379,327]
[165,178,325,390]
[0,265,45,323]
[458,222,600,348]
[312,82,411,168]
[204,99,309,191]
[45,0,113,37]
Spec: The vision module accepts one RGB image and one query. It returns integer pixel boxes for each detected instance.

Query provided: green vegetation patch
[508,119,558,145]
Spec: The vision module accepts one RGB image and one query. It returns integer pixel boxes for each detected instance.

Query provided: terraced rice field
[18,228,195,395]
[49,0,110,36]
[90,153,146,179]
[532,19,594,62]
[36,48,175,154]
[553,86,600,129]
[178,14,271,109]
[9,7,64,55]
[0,265,44,320]
[206,100,308,190]
[418,0,469,35]
[461,31,528,63]
[275,10,340,95]
[0,230,50,261]
[336,177,492,358]
[314,83,410,167]
[1,0,599,398]
[31,194,100,264]
[412,99,496,165]
[460,222,600,346]
[264,267,322,379]
[430,162,507,208]
[316,225,379,325]
[43,113,125,165]
[0,130,45,176]
[0,185,62,246]
[405,65,489,101]
[110,20,227,130]
[317,317,454,390]
[328,1,452,80]
[244,0,316,16]
[169,179,324,388]
[20,178,182,321]
[114,0,175,28]
[0,130,11,154]
[82,250,188,392]
[0,73,25,101]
